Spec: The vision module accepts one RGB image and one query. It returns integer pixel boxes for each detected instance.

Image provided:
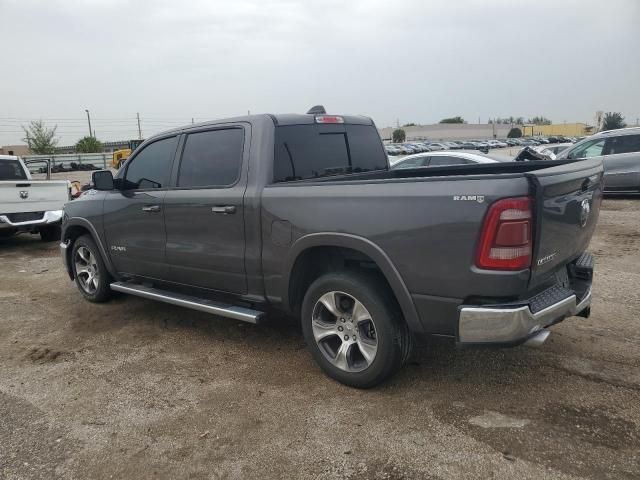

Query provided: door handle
[212,205,236,214]
[141,205,161,213]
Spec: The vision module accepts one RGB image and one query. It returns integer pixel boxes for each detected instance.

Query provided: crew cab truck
[0,155,69,241]
[60,109,602,388]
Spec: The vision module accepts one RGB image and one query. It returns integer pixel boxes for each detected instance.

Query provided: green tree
[402,122,417,127]
[439,116,465,124]
[392,128,406,143]
[21,120,59,154]
[601,112,627,131]
[527,116,552,125]
[76,136,103,153]
[507,127,522,138]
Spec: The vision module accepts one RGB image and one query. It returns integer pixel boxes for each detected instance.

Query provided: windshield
[0,159,28,180]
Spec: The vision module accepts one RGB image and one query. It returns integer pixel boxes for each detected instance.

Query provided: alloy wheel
[311,291,378,373]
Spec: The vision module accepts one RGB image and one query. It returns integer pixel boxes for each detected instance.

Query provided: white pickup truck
[0,155,70,241]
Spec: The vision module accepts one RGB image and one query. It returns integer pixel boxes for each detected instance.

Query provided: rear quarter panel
[261,175,532,306]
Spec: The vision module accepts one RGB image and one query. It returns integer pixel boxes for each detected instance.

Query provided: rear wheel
[39,224,61,242]
[71,235,113,302]
[301,271,412,388]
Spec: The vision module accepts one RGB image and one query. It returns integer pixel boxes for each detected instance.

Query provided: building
[378,124,514,141]
[378,122,594,141]
[0,144,31,156]
[520,123,593,137]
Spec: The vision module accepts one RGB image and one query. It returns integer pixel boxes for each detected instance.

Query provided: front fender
[62,216,118,279]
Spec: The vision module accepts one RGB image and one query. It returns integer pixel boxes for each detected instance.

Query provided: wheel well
[288,246,396,316]
[64,225,90,245]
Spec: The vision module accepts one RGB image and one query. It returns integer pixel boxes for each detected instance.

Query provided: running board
[110,282,265,324]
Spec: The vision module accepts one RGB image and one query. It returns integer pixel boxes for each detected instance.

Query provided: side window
[177,129,244,188]
[429,156,468,166]
[567,139,605,159]
[124,136,178,189]
[395,156,427,169]
[604,135,640,155]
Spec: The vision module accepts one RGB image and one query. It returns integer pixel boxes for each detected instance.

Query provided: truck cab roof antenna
[306,105,326,115]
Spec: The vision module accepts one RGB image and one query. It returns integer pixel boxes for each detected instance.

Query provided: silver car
[556,127,640,193]
[390,151,500,169]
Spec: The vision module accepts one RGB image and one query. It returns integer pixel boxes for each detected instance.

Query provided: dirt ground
[1,198,639,480]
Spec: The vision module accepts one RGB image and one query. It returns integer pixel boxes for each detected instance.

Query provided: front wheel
[301,271,412,388]
[71,235,113,303]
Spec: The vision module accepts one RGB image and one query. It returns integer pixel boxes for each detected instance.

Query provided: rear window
[0,160,28,180]
[273,124,388,182]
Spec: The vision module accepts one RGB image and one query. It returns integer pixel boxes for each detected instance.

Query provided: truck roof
[146,113,375,142]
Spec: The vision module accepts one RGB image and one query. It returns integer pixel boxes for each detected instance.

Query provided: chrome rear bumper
[0,210,63,229]
[458,288,591,344]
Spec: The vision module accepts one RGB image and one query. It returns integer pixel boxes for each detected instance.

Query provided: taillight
[476,196,533,270]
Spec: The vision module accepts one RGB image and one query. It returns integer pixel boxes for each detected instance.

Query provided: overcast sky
[1,0,639,145]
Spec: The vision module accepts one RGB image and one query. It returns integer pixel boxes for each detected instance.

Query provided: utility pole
[136,112,142,140]
[85,109,92,137]
[191,117,194,124]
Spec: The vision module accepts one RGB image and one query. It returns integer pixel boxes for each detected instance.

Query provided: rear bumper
[458,287,591,345]
[0,210,63,229]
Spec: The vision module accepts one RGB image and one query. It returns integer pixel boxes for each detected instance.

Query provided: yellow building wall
[522,123,591,137]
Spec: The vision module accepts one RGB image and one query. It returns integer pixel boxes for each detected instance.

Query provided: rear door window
[273,124,388,182]
[177,128,244,188]
[604,134,640,155]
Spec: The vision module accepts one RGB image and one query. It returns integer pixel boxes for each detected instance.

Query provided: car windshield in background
[0,160,28,180]
[273,124,388,182]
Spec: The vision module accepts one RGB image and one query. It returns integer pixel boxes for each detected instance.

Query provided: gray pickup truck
[60,108,602,387]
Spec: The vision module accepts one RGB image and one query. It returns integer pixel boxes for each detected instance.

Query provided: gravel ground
[0,198,639,479]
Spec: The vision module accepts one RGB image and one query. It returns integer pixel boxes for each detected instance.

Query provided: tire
[71,234,113,303]
[301,271,413,388]
[39,224,61,242]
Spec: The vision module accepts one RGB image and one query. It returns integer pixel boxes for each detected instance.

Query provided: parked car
[0,155,70,241]
[61,108,601,388]
[428,142,450,151]
[556,127,640,193]
[458,141,479,149]
[385,145,402,156]
[444,141,461,150]
[391,151,500,169]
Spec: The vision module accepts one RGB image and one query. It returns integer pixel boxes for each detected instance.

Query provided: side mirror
[92,170,115,190]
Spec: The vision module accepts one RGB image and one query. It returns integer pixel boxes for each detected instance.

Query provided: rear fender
[282,233,423,333]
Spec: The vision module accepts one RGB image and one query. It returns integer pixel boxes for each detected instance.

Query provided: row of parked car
[385,136,583,156]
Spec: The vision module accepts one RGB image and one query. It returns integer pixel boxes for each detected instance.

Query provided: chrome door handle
[141,205,161,212]
[212,205,236,214]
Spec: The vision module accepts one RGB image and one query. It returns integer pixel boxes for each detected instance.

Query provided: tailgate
[526,158,603,284]
[0,180,70,214]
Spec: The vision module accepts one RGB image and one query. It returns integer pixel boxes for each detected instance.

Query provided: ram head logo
[19,190,29,199]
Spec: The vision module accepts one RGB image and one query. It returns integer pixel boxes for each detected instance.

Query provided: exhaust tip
[524,329,550,348]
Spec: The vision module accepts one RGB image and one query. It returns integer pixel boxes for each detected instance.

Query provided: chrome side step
[110,282,265,324]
